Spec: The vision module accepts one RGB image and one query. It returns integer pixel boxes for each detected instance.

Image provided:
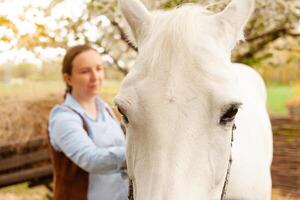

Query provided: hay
[0,94,62,146]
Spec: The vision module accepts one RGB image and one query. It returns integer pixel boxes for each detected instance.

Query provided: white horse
[115,0,273,199]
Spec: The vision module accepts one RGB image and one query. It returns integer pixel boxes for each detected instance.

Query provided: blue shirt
[48,93,128,200]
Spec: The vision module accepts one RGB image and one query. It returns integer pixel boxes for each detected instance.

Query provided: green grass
[0,81,64,101]
[267,84,296,116]
[0,80,121,102]
[0,81,296,116]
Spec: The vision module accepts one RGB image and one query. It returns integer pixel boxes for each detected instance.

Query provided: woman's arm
[49,107,126,174]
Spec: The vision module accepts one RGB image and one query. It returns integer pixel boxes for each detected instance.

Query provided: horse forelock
[137,5,228,73]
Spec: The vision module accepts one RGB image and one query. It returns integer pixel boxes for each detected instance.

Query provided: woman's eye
[220,106,239,125]
[117,106,129,124]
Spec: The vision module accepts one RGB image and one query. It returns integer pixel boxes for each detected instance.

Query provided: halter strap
[62,105,89,134]
[220,123,236,200]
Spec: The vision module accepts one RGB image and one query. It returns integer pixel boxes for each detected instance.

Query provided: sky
[0,0,110,67]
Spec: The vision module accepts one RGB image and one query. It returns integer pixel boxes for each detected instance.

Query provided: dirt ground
[0,184,298,200]
[0,184,50,200]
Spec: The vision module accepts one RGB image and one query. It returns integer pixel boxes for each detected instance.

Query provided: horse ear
[216,0,254,50]
[119,0,151,47]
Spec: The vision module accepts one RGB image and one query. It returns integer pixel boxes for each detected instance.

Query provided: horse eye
[122,115,129,124]
[117,106,129,124]
[220,105,239,125]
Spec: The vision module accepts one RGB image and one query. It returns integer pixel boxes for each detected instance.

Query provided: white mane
[144,5,221,66]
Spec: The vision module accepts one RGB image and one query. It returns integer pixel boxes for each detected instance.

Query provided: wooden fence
[0,136,52,189]
[271,117,300,197]
[0,117,299,197]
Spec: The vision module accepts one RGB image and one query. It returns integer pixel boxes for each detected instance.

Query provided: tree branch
[235,27,300,63]
[245,28,300,42]
[100,46,129,75]
[45,0,63,16]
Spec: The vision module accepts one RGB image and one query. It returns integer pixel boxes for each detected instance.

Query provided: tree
[0,0,299,78]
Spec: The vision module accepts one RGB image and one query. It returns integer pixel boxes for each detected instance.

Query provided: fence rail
[0,136,52,188]
[271,117,300,197]
[0,117,299,197]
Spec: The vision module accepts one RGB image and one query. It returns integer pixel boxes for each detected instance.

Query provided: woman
[48,44,128,200]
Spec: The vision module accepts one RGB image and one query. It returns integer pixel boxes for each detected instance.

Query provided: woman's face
[65,50,105,98]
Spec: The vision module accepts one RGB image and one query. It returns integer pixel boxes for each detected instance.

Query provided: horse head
[116,0,254,199]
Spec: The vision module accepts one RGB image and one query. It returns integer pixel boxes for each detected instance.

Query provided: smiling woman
[62,45,105,101]
[47,44,128,200]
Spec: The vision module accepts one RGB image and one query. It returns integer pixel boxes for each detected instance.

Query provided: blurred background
[0,0,299,199]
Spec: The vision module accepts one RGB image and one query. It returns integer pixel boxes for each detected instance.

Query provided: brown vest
[48,105,89,200]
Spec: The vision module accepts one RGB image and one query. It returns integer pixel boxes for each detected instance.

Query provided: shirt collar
[64,93,107,121]
[63,93,86,116]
